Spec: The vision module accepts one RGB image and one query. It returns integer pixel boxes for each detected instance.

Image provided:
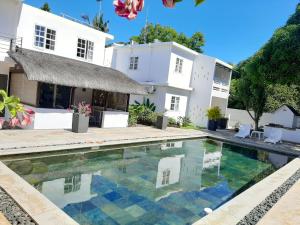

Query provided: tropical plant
[0,90,35,128]
[134,98,156,112]
[114,0,205,20]
[93,13,109,33]
[40,3,51,12]
[71,102,92,117]
[206,107,222,121]
[130,24,205,53]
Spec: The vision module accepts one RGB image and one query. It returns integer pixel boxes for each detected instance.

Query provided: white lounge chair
[264,128,282,144]
[234,124,252,138]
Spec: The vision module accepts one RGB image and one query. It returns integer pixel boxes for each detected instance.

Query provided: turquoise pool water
[4,139,293,225]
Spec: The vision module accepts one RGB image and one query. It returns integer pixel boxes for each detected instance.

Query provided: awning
[9,48,147,95]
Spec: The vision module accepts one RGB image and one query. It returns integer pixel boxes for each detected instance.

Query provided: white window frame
[34,25,56,50]
[77,38,94,61]
[170,96,180,111]
[162,169,171,185]
[175,57,183,73]
[129,56,139,70]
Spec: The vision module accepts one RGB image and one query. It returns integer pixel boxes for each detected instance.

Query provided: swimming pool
[3,139,293,225]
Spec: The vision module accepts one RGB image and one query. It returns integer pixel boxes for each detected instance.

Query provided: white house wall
[188,54,216,127]
[111,44,171,84]
[168,47,194,89]
[16,4,112,66]
[164,87,189,119]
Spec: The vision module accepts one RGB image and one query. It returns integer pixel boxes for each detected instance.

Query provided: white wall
[102,111,129,128]
[211,96,228,115]
[10,73,38,106]
[24,105,73,130]
[167,47,195,89]
[111,44,171,84]
[187,54,216,127]
[264,126,300,144]
[16,4,113,66]
[164,88,189,119]
[226,108,273,128]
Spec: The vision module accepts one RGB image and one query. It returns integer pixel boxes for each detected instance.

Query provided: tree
[41,3,50,12]
[237,54,267,130]
[258,3,300,84]
[93,13,109,33]
[130,24,205,53]
[265,85,300,112]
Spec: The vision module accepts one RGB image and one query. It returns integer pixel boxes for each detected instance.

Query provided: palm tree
[92,13,109,33]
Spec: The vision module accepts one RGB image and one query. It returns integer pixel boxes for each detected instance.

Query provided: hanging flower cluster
[114,0,205,20]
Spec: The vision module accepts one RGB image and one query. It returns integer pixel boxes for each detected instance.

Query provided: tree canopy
[229,3,300,129]
[130,24,205,53]
[41,3,50,12]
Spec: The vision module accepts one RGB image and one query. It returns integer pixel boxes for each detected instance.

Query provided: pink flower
[21,114,32,127]
[162,0,177,8]
[113,0,144,20]
[9,117,20,128]
[25,109,35,115]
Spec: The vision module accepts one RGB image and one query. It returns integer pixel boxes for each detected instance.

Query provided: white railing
[0,35,23,53]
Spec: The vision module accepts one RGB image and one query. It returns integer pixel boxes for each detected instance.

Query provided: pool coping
[0,162,79,225]
[193,158,300,225]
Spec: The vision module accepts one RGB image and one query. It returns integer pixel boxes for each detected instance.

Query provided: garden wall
[226,108,273,128]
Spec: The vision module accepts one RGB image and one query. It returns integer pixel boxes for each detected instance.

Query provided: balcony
[212,81,229,99]
[0,35,23,55]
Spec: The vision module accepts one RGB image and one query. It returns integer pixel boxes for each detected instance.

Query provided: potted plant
[206,106,221,131]
[71,102,92,133]
[218,116,229,129]
[157,114,168,130]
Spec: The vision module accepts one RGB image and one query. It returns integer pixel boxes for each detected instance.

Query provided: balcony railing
[0,35,23,54]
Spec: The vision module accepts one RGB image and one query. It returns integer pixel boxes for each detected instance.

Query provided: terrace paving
[0,126,207,156]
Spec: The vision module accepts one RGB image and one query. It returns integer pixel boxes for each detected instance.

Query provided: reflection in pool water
[4,139,292,225]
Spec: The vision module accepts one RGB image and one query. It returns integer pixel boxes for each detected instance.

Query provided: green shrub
[168,117,178,127]
[178,116,192,127]
[137,108,157,126]
[206,106,222,121]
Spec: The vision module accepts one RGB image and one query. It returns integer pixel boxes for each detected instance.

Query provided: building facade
[106,42,233,127]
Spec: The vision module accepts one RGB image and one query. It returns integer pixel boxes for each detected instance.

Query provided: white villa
[0,0,232,129]
[106,41,233,127]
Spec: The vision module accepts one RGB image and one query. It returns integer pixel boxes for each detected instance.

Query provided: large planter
[218,118,228,129]
[156,115,168,130]
[72,113,89,133]
[207,120,218,131]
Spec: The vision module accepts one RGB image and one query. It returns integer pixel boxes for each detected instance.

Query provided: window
[45,28,56,50]
[34,25,56,50]
[162,169,171,185]
[175,58,183,73]
[170,96,180,111]
[129,57,138,70]
[77,38,94,60]
[38,83,72,109]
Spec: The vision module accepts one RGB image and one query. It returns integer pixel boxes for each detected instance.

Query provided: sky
[24,0,299,64]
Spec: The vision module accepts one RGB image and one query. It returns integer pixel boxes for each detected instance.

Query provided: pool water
[4,139,293,225]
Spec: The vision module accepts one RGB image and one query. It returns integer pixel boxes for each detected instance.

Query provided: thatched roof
[9,48,147,95]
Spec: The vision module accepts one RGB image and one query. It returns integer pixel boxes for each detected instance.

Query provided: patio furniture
[264,128,283,144]
[234,124,252,138]
[251,131,264,140]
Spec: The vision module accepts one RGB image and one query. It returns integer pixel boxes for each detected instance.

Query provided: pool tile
[125,205,146,218]
[103,191,122,202]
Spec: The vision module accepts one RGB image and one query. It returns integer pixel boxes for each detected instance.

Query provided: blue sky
[24,0,299,64]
